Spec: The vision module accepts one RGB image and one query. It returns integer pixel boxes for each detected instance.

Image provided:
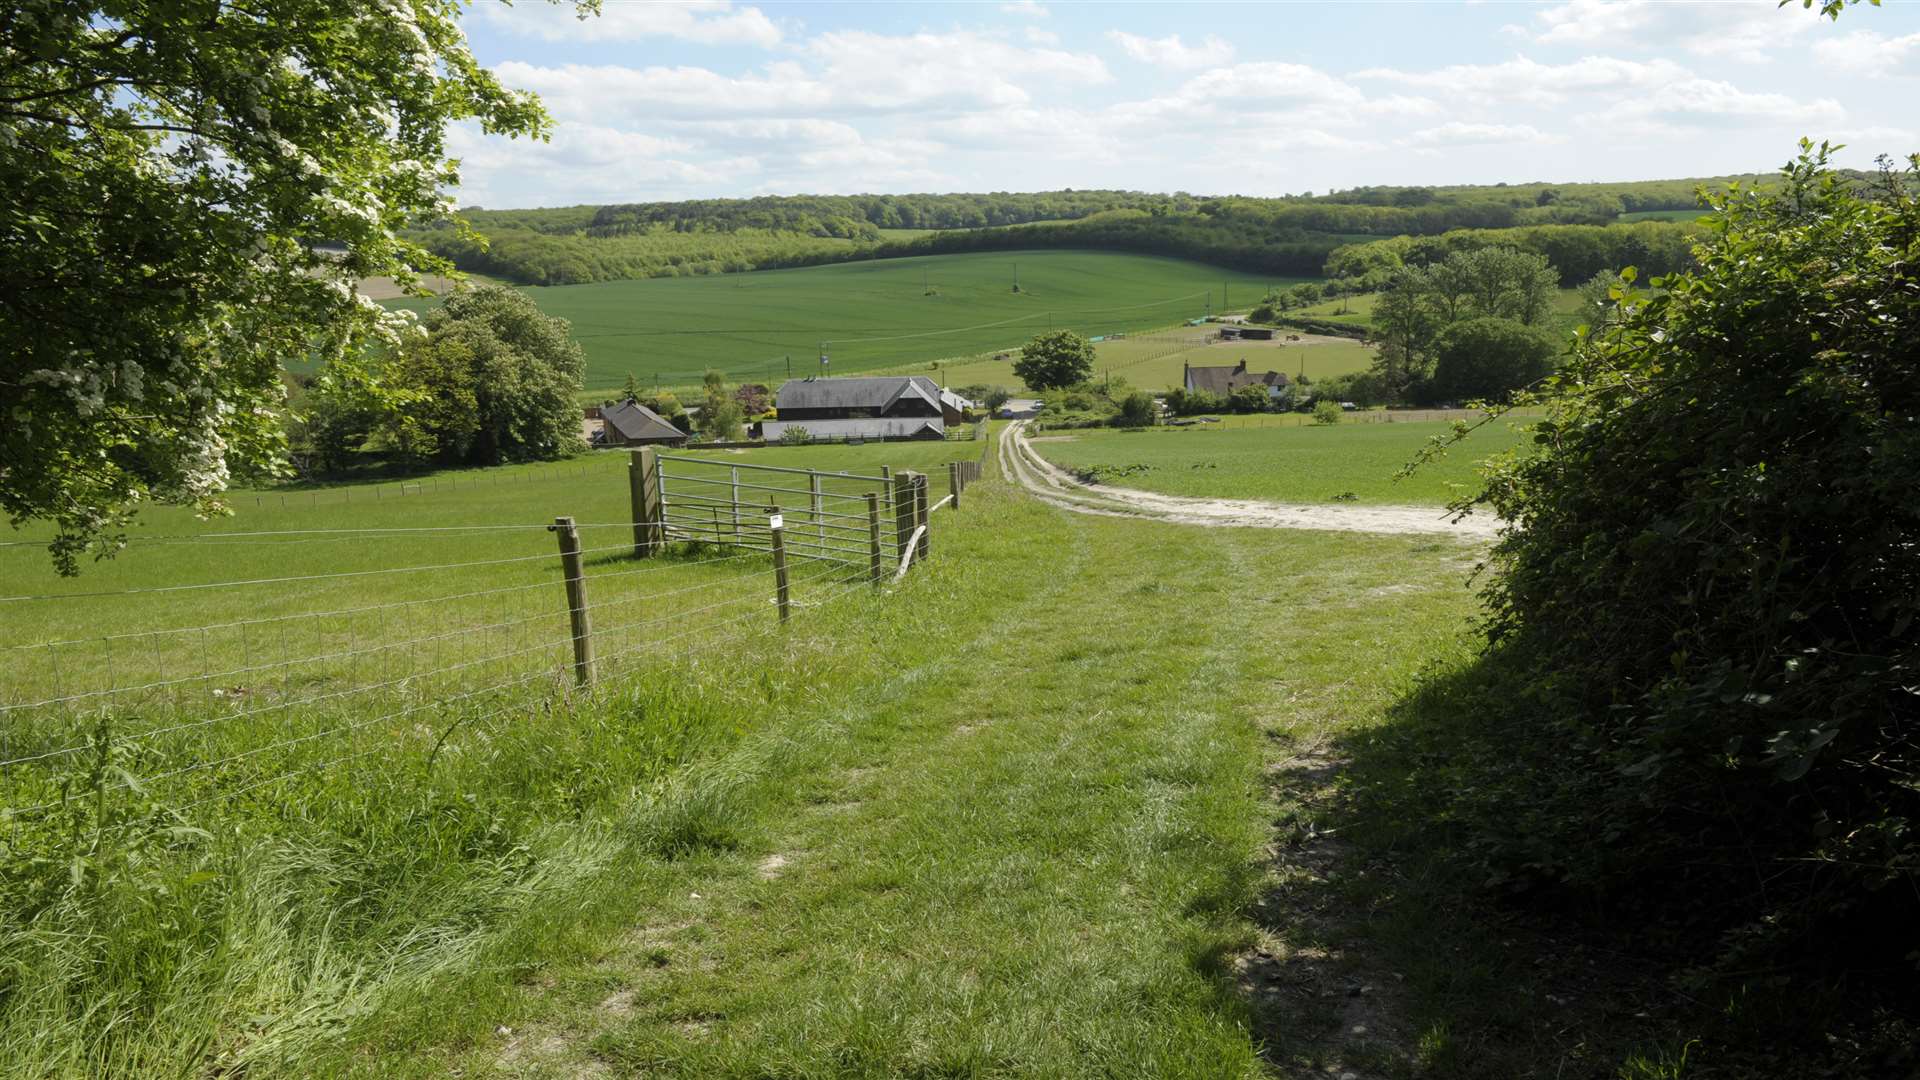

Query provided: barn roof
[1185,361,1290,396]
[601,399,685,443]
[775,375,942,413]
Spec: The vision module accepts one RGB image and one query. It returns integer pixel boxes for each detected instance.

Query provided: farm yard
[379,251,1301,393]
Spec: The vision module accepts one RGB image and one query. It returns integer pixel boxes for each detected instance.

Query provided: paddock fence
[0,451,986,830]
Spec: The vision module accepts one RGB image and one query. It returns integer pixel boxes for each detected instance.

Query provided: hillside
[405,173,1786,288]
[382,250,1298,391]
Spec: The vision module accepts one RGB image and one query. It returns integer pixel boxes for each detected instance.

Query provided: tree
[420,286,584,464]
[1311,400,1343,425]
[1445,143,1920,981]
[1,0,556,573]
[734,383,771,417]
[1013,331,1095,390]
[1429,317,1558,403]
[1287,282,1322,309]
[698,370,744,441]
[623,372,642,400]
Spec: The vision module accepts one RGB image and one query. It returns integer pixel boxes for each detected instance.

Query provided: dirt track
[999,421,1500,540]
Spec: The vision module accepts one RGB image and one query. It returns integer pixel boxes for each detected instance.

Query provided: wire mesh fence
[0,449,986,828]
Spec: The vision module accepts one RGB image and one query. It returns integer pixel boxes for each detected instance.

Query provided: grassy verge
[1026,419,1529,504]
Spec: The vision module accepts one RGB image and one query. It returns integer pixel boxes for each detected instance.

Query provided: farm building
[757,417,947,443]
[591,399,689,447]
[1185,360,1290,400]
[775,375,966,423]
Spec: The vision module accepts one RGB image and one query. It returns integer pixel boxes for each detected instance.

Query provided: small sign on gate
[768,513,784,530]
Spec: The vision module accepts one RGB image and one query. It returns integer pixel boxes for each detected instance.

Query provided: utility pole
[1013,262,1019,292]
[785,355,791,380]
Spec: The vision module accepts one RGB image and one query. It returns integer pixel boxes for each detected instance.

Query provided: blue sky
[448,0,1920,207]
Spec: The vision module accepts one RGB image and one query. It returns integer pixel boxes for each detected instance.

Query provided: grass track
[382,251,1301,392]
[315,460,1483,1078]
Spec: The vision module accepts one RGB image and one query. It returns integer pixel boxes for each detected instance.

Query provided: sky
[448,0,1920,208]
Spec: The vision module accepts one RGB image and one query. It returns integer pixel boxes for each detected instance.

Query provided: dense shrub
[1428,316,1557,403]
[1113,391,1158,428]
[1448,146,1920,973]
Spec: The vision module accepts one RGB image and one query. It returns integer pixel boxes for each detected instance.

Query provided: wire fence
[0,450,987,827]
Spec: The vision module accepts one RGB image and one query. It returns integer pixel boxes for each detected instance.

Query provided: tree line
[407,174,1786,288]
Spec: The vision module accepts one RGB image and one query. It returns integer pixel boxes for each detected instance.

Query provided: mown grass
[1028,418,1530,505]
[381,250,1300,393]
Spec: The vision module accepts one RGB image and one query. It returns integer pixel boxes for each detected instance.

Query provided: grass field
[900,329,1378,394]
[3,427,1736,1076]
[1617,208,1708,222]
[1029,418,1529,505]
[381,251,1305,393]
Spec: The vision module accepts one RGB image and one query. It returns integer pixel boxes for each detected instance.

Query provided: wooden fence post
[914,473,930,561]
[809,471,825,548]
[948,461,962,510]
[550,516,595,687]
[893,471,919,567]
[769,506,790,625]
[730,465,741,539]
[631,447,663,557]
[865,492,884,585]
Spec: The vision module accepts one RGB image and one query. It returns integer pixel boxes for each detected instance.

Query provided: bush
[1440,146,1920,976]
[1163,387,1228,417]
[1113,391,1157,428]
[778,426,812,446]
[1311,400,1342,425]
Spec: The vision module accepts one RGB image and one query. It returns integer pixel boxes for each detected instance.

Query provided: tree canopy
[1,0,554,572]
[1449,143,1920,979]
[1013,331,1096,391]
[1429,317,1558,403]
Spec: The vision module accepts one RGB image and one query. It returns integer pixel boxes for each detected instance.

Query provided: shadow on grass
[1229,657,1919,1080]
[1221,660,1690,1080]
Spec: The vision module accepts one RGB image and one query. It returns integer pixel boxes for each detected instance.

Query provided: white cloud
[1609,78,1845,125]
[1355,54,1686,106]
[800,30,1110,108]
[1107,31,1235,71]
[477,0,783,48]
[1404,122,1564,147]
[1527,0,1658,45]
[1812,29,1920,75]
[495,60,833,120]
[1000,0,1049,16]
[1025,26,1060,46]
[1681,7,1813,64]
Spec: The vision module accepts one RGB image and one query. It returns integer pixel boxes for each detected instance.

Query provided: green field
[906,329,1377,394]
[1029,418,1529,504]
[1617,208,1708,222]
[384,251,1305,393]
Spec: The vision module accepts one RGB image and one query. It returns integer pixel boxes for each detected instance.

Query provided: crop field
[1028,417,1530,504]
[382,251,1302,393]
